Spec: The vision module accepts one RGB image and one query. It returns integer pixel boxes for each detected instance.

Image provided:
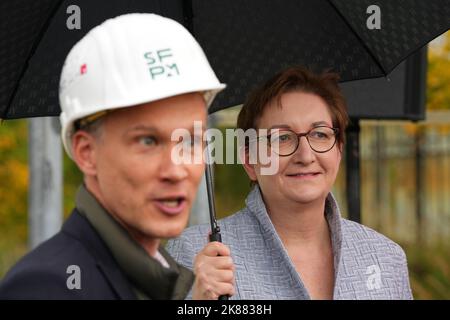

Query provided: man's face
[85,93,206,241]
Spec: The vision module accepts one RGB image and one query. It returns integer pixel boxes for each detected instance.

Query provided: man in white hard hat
[0,13,233,300]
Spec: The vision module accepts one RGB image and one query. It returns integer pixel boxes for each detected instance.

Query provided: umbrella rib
[327,0,388,77]
[2,0,66,119]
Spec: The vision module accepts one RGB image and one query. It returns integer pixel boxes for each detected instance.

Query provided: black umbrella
[3,0,449,119]
[0,0,449,300]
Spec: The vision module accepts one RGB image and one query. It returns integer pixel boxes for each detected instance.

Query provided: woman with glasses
[167,66,413,300]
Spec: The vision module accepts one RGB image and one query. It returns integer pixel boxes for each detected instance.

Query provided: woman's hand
[192,241,235,300]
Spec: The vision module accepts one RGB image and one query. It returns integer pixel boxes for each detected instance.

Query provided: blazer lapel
[62,211,136,300]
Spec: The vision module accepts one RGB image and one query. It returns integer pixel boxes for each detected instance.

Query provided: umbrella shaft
[205,161,219,232]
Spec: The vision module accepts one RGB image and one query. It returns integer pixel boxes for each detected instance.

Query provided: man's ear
[240,146,258,182]
[71,131,98,176]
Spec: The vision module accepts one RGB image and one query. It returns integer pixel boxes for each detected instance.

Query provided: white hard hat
[59,13,225,159]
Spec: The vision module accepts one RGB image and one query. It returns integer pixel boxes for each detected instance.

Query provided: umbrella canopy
[189,0,450,113]
[1,0,448,119]
[0,0,184,120]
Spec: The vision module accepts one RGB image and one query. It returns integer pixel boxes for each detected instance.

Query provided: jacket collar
[62,211,137,299]
[74,185,194,300]
[245,186,343,298]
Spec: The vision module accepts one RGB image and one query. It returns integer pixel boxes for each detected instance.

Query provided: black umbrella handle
[208,229,229,301]
[205,134,229,301]
[209,230,222,243]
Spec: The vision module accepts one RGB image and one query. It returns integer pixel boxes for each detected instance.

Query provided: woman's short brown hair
[237,66,349,147]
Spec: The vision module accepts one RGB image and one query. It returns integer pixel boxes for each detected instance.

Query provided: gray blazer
[167,187,413,299]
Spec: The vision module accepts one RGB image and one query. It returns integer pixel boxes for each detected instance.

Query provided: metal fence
[333,111,450,246]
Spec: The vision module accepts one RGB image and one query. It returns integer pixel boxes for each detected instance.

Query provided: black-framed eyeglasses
[259,126,339,156]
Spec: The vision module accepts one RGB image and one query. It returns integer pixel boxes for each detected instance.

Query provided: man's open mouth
[154,196,187,215]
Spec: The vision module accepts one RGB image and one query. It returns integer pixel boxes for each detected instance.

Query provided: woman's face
[244,91,342,208]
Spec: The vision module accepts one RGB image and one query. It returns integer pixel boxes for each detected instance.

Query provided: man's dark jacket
[1,210,139,299]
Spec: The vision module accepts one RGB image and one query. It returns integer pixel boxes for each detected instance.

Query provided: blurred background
[1,31,449,299]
